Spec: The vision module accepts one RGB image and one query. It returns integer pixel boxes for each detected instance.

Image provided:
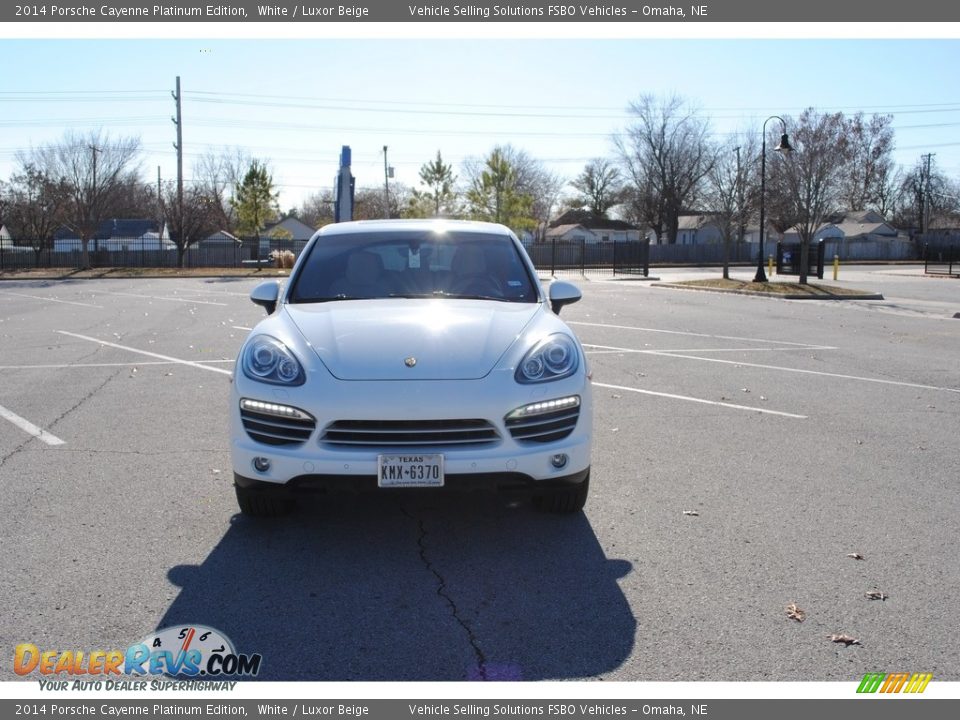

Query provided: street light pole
[754,115,792,283]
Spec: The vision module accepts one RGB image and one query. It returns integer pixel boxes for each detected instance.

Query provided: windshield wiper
[442,294,507,301]
[293,294,362,303]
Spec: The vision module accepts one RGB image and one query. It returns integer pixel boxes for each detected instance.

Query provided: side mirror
[250,281,280,315]
[548,280,582,315]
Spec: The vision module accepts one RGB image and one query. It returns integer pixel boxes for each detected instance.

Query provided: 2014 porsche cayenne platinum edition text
[230,219,592,516]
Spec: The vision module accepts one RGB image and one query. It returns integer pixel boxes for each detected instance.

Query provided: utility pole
[88,144,100,257]
[920,153,935,235]
[383,145,390,219]
[157,165,164,240]
[735,146,745,244]
[727,145,742,281]
[171,76,184,246]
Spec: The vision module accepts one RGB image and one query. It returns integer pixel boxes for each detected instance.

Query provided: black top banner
[4,0,958,23]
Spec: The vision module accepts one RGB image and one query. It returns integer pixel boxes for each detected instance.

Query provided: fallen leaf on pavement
[786,603,806,622]
[827,634,861,646]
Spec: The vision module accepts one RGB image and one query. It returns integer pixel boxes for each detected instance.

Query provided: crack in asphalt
[400,504,488,680]
[0,438,33,471]
[0,344,113,470]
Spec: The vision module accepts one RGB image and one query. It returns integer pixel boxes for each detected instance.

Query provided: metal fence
[924,242,959,277]
[525,239,650,277]
[0,237,308,271]
[1,235,936,275]
[1,237,653,277]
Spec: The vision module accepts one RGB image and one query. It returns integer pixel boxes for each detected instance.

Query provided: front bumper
[233,467,590,496]
[230,371,592,489]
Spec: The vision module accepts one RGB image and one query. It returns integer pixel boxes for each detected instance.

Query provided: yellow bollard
[768,255,774,278]
[833,254,839,281]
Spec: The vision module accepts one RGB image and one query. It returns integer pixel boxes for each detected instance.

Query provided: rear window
[289,230,538,304]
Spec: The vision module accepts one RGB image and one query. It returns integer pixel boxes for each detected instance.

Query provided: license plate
[377,454,444,488]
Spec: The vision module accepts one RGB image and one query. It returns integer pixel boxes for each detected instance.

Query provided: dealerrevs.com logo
[857,672,933,694]
[14,625,262,679]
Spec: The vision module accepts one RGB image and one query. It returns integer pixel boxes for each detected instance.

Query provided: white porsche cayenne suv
[230,219,592,516]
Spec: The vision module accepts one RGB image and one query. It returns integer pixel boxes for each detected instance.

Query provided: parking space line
[0,290,103,309]
[55,331,233,376]
[158,286,254,298]
[94,290,228,307]
[642,350,960,394]
[570,320,823,348]
[584,343,837,354]
[593,382,807,419]
[0,403,65,446]
[0,360,234,370]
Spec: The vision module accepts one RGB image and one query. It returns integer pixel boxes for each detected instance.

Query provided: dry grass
[669,278,878,298]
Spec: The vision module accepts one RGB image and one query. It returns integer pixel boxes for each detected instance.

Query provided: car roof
[313,219,515,239]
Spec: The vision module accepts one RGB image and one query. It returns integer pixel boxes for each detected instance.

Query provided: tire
[235,482,293,517]
[533,472,589,514]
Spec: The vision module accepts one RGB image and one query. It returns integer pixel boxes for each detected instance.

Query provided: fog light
[252,456,271,473]
[550,454,568,469]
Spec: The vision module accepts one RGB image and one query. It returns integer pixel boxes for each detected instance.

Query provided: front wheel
[235,478,294,517]
[532,472,589,514]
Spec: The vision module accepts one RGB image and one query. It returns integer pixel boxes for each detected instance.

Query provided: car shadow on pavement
[157,492,635,681]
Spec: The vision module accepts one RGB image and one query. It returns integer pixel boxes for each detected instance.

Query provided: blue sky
[1,38,959,210]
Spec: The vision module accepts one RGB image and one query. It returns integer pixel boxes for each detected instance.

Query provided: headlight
[241,336,305,386]
[516,334,579,384]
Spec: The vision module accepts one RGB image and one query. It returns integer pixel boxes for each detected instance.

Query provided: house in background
[813,210,900,243]
[546,211,642,244]
[675,214,724,245]
[194,230,243,264]
[53,219,173,252]
[263,217,317,242]
[545,224,599,245]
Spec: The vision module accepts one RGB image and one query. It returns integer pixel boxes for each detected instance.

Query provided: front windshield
[289,230,538,304]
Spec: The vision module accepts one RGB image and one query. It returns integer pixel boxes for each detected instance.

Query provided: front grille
[321,419,500,447]
[505,405,580,443]
[241,408,316,446]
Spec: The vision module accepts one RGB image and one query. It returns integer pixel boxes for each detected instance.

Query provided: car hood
[284,299,539,380]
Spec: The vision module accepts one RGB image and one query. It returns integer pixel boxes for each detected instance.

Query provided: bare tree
[25,130,142,268]
[296,188,336,228]
[893,157,960,233]
[570,158,626,218]
[619,174,664,243]
[704,135,759,279]
[3,163,72,265]
[162,183,221,267]
[616,94,716,244]
[503,145,565,239]
[353,183,412,221]
[193,148,251,232]
[838,113,896,214]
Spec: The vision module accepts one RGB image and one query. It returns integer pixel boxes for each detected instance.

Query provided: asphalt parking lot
[0,265,958,682]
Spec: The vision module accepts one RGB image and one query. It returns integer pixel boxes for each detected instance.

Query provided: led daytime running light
[240,398,312,421]
[508,395,580,420]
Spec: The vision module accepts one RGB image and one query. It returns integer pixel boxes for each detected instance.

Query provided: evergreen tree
[231,160,278,239]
